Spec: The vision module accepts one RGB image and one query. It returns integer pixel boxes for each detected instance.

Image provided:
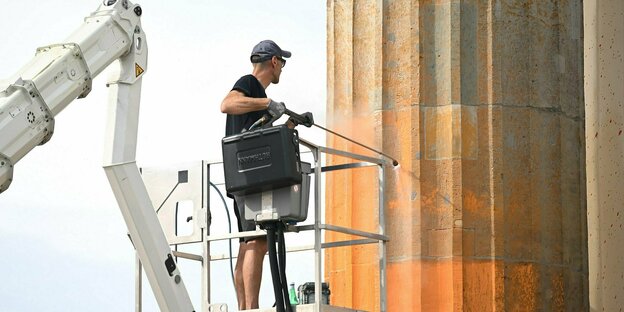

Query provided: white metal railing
[136,138,389,312]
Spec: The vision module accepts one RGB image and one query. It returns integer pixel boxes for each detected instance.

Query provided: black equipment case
[222,125,302,196]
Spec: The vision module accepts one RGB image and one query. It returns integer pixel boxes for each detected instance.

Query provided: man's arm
[220,90,270,115]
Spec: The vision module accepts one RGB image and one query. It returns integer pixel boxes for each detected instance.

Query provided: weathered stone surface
[326,0,587,311]
[585,0,624,311]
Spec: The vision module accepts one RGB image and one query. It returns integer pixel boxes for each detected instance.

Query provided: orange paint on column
[326,1,587,311]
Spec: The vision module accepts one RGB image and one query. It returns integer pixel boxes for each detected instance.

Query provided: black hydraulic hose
[266,224,285,312]
[208,181,236,290]
[277,224,292,312]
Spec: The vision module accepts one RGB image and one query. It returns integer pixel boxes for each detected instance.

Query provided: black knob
[134,6,142,16]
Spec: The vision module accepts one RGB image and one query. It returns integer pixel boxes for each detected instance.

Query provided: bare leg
[240,237,268,309]
[234,245,246,310]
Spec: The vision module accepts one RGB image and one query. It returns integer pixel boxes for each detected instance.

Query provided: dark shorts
[233,200,260,243]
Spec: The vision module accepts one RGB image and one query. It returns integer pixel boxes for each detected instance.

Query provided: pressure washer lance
[246,109,400,167]
[284,109,400,167]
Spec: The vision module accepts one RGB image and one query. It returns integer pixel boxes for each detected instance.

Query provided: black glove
[267,99,286,120]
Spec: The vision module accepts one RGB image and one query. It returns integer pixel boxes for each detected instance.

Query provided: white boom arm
[0,1,195,311]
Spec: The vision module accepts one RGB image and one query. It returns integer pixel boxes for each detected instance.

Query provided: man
[220,39,290,310]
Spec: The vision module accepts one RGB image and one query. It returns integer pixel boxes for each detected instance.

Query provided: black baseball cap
[250,40,291,63]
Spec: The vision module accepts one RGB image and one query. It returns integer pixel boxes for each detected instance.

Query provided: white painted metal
[203,235,211,312]
[102,2,194,309]
[135,252,143,312]
[0,0,143,192]
[202,160,211,312]
[141,161,206,245]
[0,154,12,193]
[314,147,323,312]
[138,161,211,310]
[378,165,386,312]
[0,0,197,308]
[105,162,194,311]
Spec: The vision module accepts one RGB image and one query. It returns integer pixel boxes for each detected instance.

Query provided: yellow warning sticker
[135,63,144,77]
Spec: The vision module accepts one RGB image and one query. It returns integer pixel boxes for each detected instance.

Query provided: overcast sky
[0,1,326,311]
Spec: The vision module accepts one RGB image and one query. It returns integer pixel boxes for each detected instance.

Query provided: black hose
[277,223,293,312]
[266,224,285,312]
[208,182,236,291]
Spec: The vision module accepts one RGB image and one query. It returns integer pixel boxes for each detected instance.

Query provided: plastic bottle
[289,282,299,305]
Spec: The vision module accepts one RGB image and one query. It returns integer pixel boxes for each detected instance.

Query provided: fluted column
[326,1,587,311]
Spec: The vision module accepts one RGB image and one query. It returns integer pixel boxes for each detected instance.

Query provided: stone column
[326,1,587,311]
[584,1,624,311]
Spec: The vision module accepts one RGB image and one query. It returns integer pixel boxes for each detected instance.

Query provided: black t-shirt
[225,74,269,135]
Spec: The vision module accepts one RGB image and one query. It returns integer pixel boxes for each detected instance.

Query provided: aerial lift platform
[140,137,389,312]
